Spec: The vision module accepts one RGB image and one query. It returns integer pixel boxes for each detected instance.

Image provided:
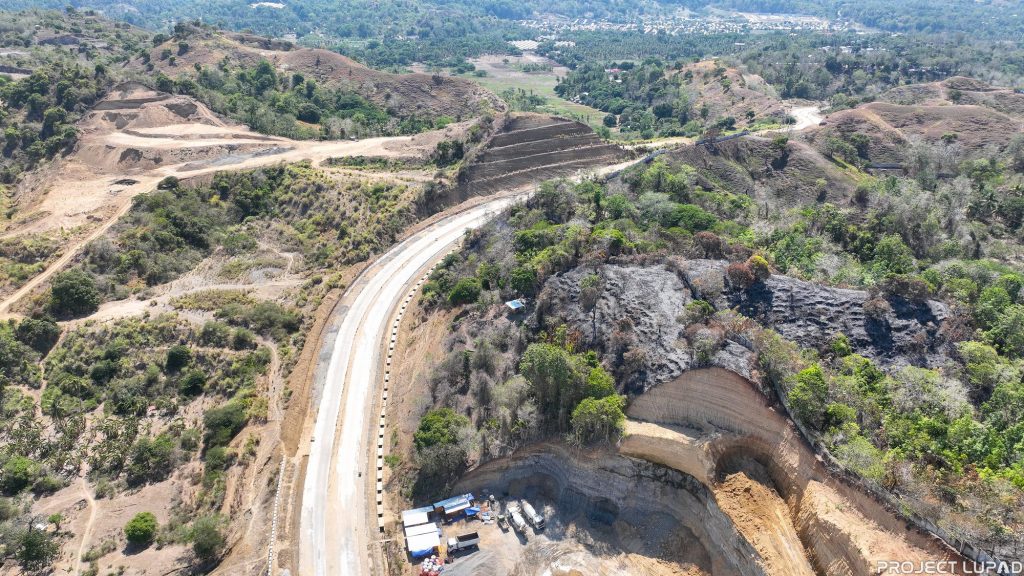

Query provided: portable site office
[433,493,475,521]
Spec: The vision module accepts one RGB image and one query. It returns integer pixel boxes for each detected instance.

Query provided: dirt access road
[0,124,423,318]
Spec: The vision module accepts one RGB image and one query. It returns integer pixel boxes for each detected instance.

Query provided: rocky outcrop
[538,261,953,391]
[454,443,767,576]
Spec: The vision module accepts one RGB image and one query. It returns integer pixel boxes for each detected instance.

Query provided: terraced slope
[457,114,627,196]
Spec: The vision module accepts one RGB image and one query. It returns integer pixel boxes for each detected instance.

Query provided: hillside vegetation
[406,114,1024,559]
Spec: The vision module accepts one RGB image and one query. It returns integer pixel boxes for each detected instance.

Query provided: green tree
[203,401,249,448]
[789,364,829,428]
[987,305,1024,358]
[190,515,225,561]
[570,395,627,444]
[1,456,39,494]
[872,234,916,277]
[49,269,100,318]
[17,527,58,571]
[14,317,60,355]
[519,343,588,427]
[447,277,481,306]
[414,408,470,451]
[124,512,158,546]
[165,345,192,373]
[126,434,177,485]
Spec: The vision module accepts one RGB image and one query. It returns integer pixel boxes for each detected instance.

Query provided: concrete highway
[298,195,521,576]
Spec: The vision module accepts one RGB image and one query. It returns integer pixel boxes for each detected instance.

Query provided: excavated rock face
[454,444,768,576]
[535,261,954,394]
[536,264,703,393]
[733,273,949,368]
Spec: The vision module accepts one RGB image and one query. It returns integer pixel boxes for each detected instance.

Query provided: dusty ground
[429,496,708,576]
[0,83,460,316]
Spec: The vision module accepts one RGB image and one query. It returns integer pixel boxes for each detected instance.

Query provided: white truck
[506,503,528,534]
[521,500,545,530]
[447,532,480,552]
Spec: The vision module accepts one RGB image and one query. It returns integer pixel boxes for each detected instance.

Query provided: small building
[433,493,475,521]
[505,299,526,311]
[401,505,441,558]
[402,506,433,528]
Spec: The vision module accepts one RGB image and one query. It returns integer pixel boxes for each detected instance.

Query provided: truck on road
[521,500,545,530]
[447,532,480,552]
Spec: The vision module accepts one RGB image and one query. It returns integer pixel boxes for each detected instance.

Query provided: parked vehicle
[520,500,544,530]
[497,513,508,530]
[506,504,528,534]
[521,500,545,530]
[447,532,480,552]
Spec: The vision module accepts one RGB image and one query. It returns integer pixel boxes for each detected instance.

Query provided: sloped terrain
[672,60,789,129]
[816,97,1023,163]
[621,367,961,576]
[143,30,503,121]
[883,76,1024,118]
[456,114,626,197]
[656,135,859,209]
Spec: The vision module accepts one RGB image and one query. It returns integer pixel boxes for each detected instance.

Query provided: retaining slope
[622,367,966,576]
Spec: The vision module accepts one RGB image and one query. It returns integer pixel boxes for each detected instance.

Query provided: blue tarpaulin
[466,506,480,517]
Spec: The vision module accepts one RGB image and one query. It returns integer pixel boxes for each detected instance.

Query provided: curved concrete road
[299,195,522,576]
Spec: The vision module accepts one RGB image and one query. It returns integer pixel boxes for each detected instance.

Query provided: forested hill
[1,0,1020,42]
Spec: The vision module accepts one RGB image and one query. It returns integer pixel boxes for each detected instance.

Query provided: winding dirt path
[73,476,98,575]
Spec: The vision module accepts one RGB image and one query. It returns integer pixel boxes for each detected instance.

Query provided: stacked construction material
[419,555,445,575]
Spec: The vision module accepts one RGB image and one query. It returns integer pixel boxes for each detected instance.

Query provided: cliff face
[454,443,768,576]
[623,368,964,576]
[536,261,953,394]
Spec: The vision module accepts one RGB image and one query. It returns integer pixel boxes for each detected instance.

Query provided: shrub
[157,176,179,190]
[726,262,755,290]
[15,317,60,354]
[1,456,39,494]
[447,277,481,306]
[672,204,717,232]
[509,265,537,296]
[203,401,249,448]
[178,370,207,396]
[414,408,470,451]
[49,269,100,318]
[165,345,192,373]
[789,364,829,428]
[124,512,158,546]
[190,516,225,561]
[747,255,771,282]
[126,434,177,485]
[570,394,627,444]
[16,528,58,570]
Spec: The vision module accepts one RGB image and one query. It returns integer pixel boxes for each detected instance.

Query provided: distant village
[516,10,863,37]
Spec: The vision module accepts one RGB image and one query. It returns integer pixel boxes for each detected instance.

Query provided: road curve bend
[299,195,522,576]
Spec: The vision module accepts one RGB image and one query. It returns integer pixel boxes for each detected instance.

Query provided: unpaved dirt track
[0,86,432,317]
[789,106,823,131]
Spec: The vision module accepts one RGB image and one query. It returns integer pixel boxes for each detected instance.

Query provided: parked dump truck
[506,503,528,534]
[447,532,480,552]
[521,500,545,530]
